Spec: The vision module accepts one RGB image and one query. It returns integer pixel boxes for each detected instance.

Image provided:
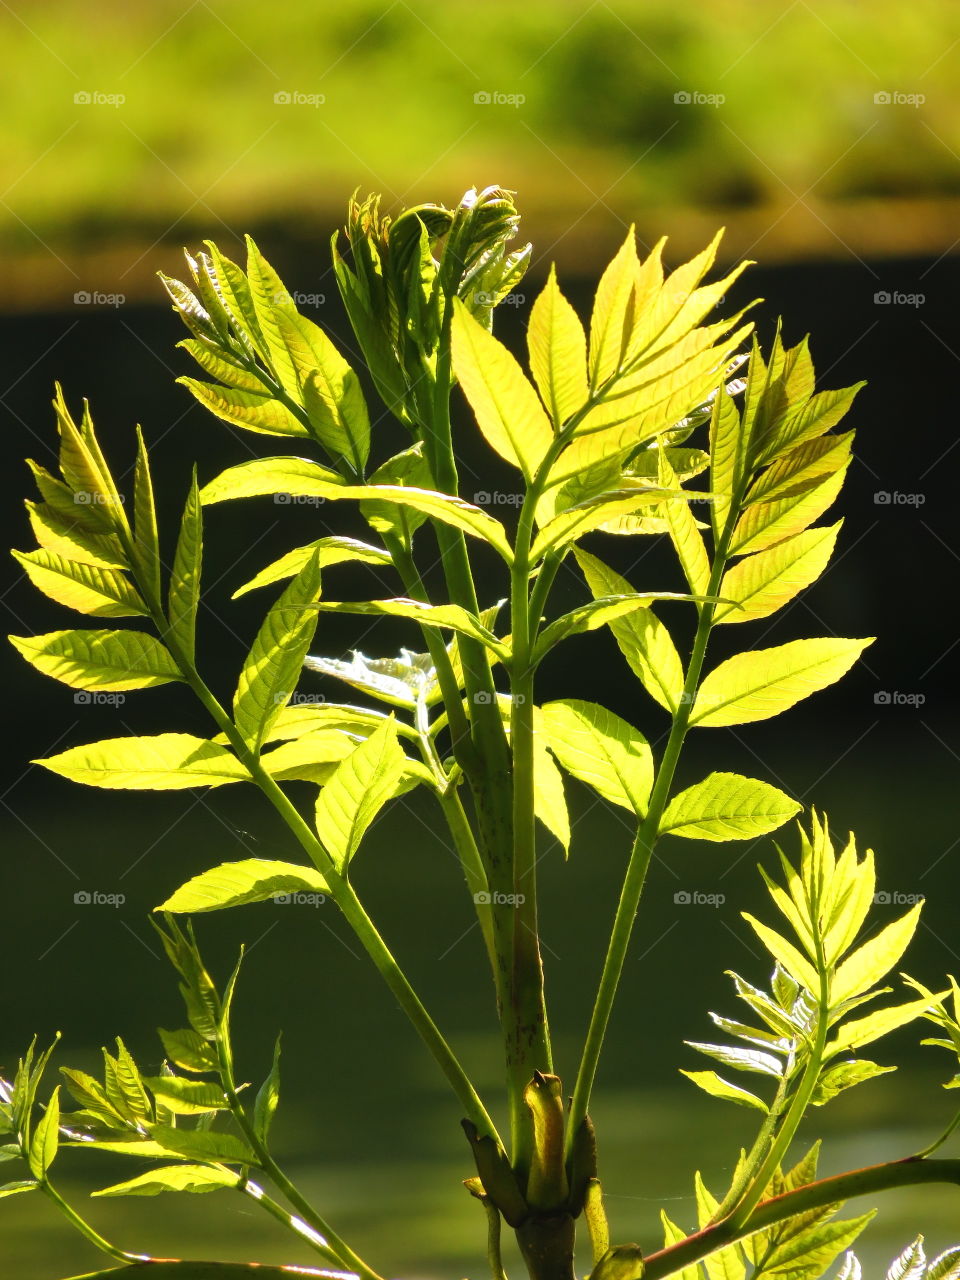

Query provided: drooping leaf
[198,456,343,504]
[157,1029,218,1074]
[658,451,711,596]
[35,735,250,790]
[232,537,390,598]
[575,549,685,713]
[660,773,800,842]
[92,1163,238,1198]
[539,699,652,814]
[316,598,508,660]
[691,638,873,728]
[314,719,407,872]
[9,630,181,691]
[678,1070,767,1111]
[13,549,147,618]
[451,298,553,480]
[232,552,322,754]
[533,738,569,853]
[179,379,309,437]
[156,859,329,913]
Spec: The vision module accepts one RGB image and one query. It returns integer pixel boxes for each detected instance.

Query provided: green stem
[221,1064,382,1280]
[638,1157,960,1280]
[565,482,742,1161]
[239,1177,362,1273]
[724,880,832,1228]
[41,1180,140,1263]
[126,537,502,1151]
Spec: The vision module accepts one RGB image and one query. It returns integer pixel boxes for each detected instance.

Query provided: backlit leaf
[36,734,250,790]
[660,773,800,841]
[157,859,328,913]
[10,629,181,691]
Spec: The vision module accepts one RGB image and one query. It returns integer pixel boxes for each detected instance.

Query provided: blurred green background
[3,2,960,1278]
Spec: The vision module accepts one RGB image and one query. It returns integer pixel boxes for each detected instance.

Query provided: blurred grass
[3,0,960,304]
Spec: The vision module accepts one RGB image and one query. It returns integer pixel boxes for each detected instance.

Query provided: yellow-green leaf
[660,773,800,842]
[691,638,873,728]
[832,904,924,1004]
[451,298,553,480]
[35,734,250,790]
[156,858,329,913]
[199,456,343,504]
[715,523,842,624]
[14,549,147,618]
[729,466,847,556]
[9,629,181,691]
[528,264,589,427]
[92,1164,238,1198]
[315,719,407,871]
[540,699,652,814]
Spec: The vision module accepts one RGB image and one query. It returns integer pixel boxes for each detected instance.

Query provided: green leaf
[575,550,685,713]
[104,1041,151,1125]
[742,915,820,994]
[199,456,343,504]
[132,427,162,602]
[534,592,697,663]
[232,552,322,754]
[588,228,644,388]
[715,523,841,625]
[179,379,309,437]
[730,467,848,557]
[28,1087,59,1177]
[658,451,711,596]
[694,1172,747,1280]
[167,471,203,664]
[232,537,390,598]
[832,904,923,1004]
[660,1211,702,1280]
[92,1163,239,1198]
[315,719,407,872]
[317,598,508,660]
[144,1125,256,1166]
[26,499,126,569]
[810,1058,894,1105]
[157,1029,218,1074]
[687,1040,783,1077]
[928,1247,960,1280]
[35,734,250,789]
[539,699,652,814]
[177,337,264,391]
[527,264,589,427]
[9,630,181,691]
[678,1070,767,1111]
[13,549,147,617]
[886,1239,927,1280]
[747,432,854,506]
[0,1180,39,1198]
[757,1210,875,1277]
[660,773,800,841]
[451,298,553,480]
[142,1076,227,1115]
[691,638,873,728]
[156,859,328,913]
[530,487,669,560]
[753,383,865,469]
[253,1036,281,1143]
[830,995,939,1055]
[300,348,370,476]
[59,1069,128,1130]
[533,738,569,853]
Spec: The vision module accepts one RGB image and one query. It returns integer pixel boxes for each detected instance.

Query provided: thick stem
[639,1157,960,1280]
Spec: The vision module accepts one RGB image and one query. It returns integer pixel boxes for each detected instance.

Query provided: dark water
[2,253,960,1276]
